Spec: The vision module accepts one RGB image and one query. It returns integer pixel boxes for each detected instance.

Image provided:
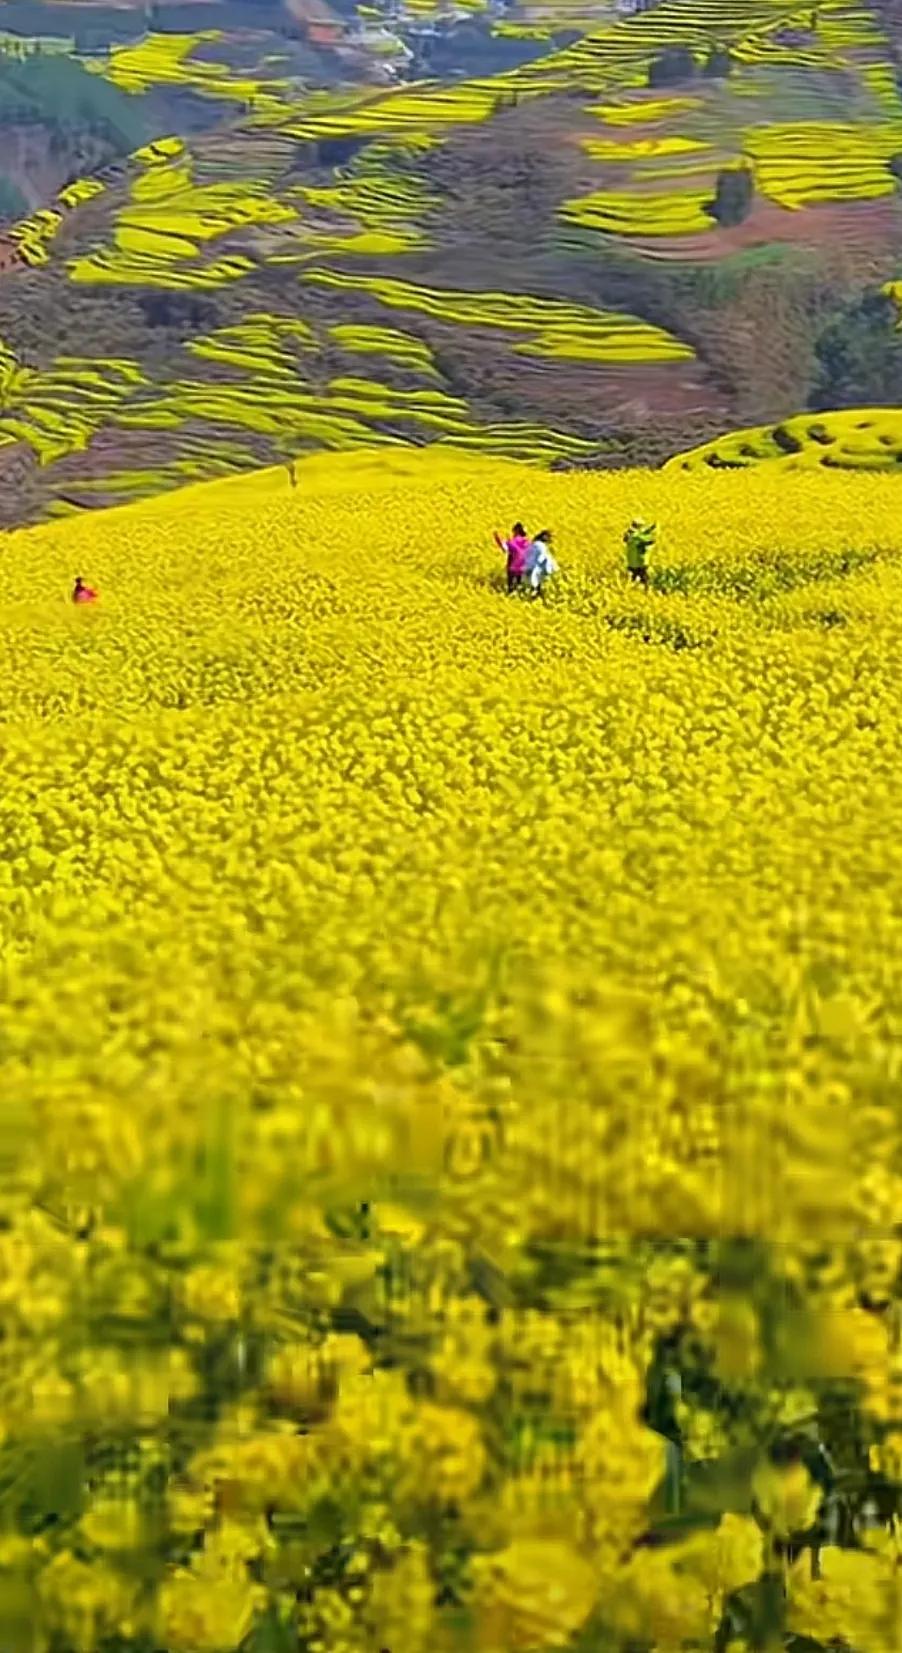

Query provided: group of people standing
[494,517,657,596]
[493,524,559,597]
[71,517,658,615]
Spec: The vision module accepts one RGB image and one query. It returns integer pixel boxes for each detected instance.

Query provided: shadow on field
[478,545,876,651]
[603,612,710,652]
[481,545,878,609]
[649,545,879,602]
[799,608,850,630]
[479,570,547,601]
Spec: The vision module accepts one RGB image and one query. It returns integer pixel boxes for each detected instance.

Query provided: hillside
[1,450,900,1650]
[0,42,243,214]
[0,49,154,216]
[669,404,902,468]
[3,0,902,519]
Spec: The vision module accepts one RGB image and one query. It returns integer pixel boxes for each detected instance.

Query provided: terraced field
[668,406,902,469]
[0,336,145,466]
[0,305,602,519]
[1,0,902,517]
[559,6,902,247]
[90,30,296,116]
[69,141,293,291]
[301,270,696,362]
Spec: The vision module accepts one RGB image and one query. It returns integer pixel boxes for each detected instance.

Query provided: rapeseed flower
[0,453,899,1652]
[158,1554,264,1652]
[38,1551,138,1651]
[786,1542,902,1653]
[751,1457,823,1538]
[469,1538,599,1650]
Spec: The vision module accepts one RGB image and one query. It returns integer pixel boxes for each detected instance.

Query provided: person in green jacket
[624,518,656,588]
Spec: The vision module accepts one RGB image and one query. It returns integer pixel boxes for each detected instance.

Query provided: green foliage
[704,44,733,78]
[136,292,220,334]
[416,22,551,78]
[648,46,697,89]
[772,422,803,455]
[316,135,368,168]
[0,54,148,151]
[0,175,26,220]
[810,289,902,410]
[707,165,754,228]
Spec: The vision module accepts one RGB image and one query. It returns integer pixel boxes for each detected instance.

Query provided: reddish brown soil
[624,194,902,265]
[0,239,26,276]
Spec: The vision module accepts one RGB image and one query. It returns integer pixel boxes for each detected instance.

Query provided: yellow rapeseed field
[1,448,900,1653]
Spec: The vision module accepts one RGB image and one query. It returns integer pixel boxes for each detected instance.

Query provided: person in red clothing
[493,522,530,594]
[72,576,98,605]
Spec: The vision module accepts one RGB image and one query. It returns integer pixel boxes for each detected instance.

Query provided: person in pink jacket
[493,522,530,594]
[72,577,98,605]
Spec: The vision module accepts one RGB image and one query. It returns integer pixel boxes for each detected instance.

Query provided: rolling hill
[669,404,902,469]
[2,0,902,522]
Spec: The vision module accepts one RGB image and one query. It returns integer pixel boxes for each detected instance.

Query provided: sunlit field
[670,406,902,471]
[0,318,599,478]
[0,450,899,1652]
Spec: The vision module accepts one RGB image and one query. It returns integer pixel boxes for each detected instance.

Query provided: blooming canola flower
[0,448,898,1652]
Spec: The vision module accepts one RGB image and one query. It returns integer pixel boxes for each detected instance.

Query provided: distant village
[286,0,513,83]
[288,0,651,81]
[0,29,76,57]
[0,0,657,91]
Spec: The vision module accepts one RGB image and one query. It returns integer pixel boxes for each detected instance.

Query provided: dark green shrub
[810,289,902,410]
[648,47,697,88]
[704,46,733,78]
[772,424,803,455]
[706,165,754,227]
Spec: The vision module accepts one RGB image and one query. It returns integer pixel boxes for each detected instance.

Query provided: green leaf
[683,1446,758,1518]
[243,1605,299,1653]
[12,1438,85,1533]
[194,1096,237,1243]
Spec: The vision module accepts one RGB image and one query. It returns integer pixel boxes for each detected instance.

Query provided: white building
[349,21,412,56]
[0,31,75,57]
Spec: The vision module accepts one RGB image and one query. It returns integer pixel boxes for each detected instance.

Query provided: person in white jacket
[525,529,558,598]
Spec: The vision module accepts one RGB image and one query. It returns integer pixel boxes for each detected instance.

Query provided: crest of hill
[668,407,902,471]
[51,442,533,522]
